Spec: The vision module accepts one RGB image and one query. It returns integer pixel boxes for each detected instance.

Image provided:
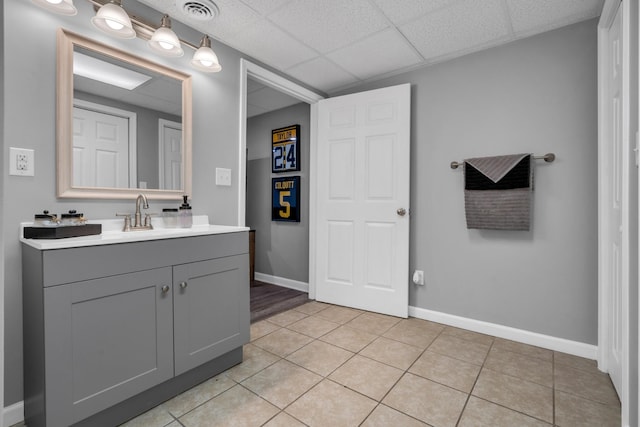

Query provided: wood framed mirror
[57,28,192,199]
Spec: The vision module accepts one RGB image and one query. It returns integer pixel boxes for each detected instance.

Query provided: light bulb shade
[31,0,78,16]
[191,36,222,72]
[91,1,136,39]
[148,17,184,57]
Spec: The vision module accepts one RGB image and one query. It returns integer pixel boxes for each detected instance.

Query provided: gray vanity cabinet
[23,232,249,427]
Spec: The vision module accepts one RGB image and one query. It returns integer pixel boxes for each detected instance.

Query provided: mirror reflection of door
[72,99,137,188]
[158,119,182,190]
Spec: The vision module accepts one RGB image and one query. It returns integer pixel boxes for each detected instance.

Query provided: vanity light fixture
[91,0,136,39]
[191,35,222,72]
[31,0,78,16]
[148,15,184,57]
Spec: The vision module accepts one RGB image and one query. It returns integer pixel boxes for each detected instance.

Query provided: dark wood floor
[250,280,310,323]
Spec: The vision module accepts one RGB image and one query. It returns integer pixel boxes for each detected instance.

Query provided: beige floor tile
[119,404,174,427]
[554,351,599,373]
[179,385,279,427]
[441,326,495,346]
[458,396,551,427]
[382,373,467,427]
[251,320,281,341]
[314,305,363,324]
[472,368,553,423]
[252,328,314,357]
[266,310,308,327]
[286,315,340,338]
[428,334,490,365]
[329,354,404,400]
[555,390,621,427]
[226,344,280,382]
[360,337,423,370]
[286,339,354,376]
[345,312,401,335]
[241,359,322,409]
[163,373,236,417]
[409,350,481,393]
[263,412,307,427]
[492,338,552,361]
[361,404,428,427]
[285,379,377,427]
[484,347,553,387]
[554,364,620,406]
[293,301,330,315]
[319,325,378,353]
[382,319,441,349]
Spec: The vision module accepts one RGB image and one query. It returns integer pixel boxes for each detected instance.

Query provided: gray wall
[2,0,249,404]
[337,20,599,345]
[246,103,310,283]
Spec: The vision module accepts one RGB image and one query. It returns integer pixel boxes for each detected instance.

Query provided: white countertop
[20,215,249,250]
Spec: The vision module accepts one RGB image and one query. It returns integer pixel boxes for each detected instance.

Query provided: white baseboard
[254,272,309,293]
[4,400,23,427]
[409,306,598,360]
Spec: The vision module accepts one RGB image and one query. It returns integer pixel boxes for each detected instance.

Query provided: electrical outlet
[215,168,232,186]
[9,147,35,176]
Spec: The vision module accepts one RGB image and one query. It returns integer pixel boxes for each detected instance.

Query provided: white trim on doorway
[237,59,324,296]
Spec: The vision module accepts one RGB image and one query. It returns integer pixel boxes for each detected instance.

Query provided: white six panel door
[315,84,410,318]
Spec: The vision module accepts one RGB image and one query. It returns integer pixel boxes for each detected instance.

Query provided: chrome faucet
[116,194,153,231]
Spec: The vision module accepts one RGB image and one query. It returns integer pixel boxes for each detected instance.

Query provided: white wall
[337,19,600,345]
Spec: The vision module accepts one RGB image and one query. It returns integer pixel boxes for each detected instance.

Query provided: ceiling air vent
[176,0,219,21]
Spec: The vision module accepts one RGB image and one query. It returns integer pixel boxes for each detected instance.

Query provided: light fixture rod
[86,0,199,50]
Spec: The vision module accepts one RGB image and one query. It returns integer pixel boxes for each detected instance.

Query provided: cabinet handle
[180,281,188,289]
[161,285,170,294]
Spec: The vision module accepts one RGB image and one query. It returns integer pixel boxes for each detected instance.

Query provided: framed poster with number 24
[272,125,300,173]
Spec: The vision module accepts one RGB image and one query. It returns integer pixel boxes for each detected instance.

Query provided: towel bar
[450,153,555,170]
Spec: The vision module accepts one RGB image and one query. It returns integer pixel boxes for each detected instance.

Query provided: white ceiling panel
[249,86,302,110]
[266,0,389,53]
[286,57,359,93]
[327,29,422,80]
[371,0,461,25]
[506,0,604,35]
[238,0,293,16]
[400,0,510,62]
[228,19,318,70]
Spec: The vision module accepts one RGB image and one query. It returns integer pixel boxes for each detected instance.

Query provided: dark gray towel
[463,154,532,230]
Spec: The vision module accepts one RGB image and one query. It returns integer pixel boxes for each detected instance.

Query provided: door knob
[161,285,170,294]
[180,281,188,289]
[397,208,407,216]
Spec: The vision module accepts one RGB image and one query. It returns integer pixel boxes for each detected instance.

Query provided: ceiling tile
[247,78,265,93]
[249,87,301,110]
[371,0,461,25]
[227,19,318,70]
[326,29,422,80]
[267,0,389,53]
[506,0,604,35]
[247,104,268,118]
[286,57,359,93]
[239,0,292,16]
[400,0,510,61]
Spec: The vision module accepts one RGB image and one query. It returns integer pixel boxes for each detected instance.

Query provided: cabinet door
[44,267,174,426]
[173,254,249,375]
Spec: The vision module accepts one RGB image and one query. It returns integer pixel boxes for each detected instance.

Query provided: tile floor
[114,301,621,427]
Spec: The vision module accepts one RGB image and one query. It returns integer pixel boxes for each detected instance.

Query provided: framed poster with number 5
[272,124,300,173]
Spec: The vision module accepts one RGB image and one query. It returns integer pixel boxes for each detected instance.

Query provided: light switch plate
[9,147,35,176]
[215,168,232,186]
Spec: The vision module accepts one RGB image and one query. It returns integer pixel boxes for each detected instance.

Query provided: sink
[100,227,186,240]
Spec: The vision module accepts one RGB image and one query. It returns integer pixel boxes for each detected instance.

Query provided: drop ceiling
[138,0,604,115]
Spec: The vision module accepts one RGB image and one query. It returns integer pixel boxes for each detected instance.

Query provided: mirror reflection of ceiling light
[91,0,136,39]
[73,51,152,90]
[31,0,77,16]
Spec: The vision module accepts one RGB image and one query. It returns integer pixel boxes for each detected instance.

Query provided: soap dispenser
[178,195,192,228]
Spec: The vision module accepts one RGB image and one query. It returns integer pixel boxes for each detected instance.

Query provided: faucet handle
[116,213,132,231]
[143,212,157,228]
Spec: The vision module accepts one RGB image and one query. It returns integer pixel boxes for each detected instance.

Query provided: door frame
[237,60,324,296]
[158,118,182,190]
[597,0,630,424]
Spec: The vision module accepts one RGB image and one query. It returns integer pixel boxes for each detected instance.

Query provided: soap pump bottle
[178,195,193,228]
